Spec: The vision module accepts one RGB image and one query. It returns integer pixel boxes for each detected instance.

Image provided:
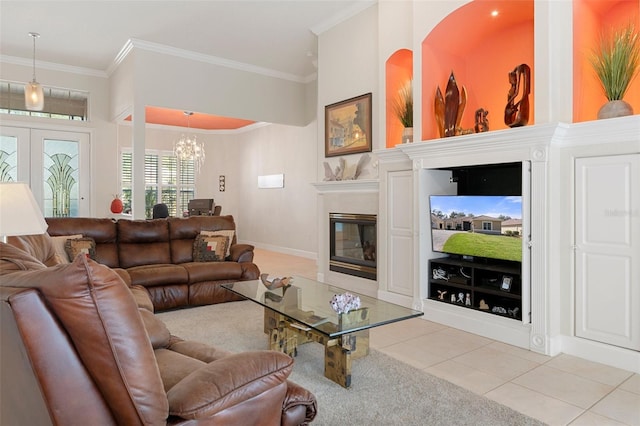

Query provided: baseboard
[560,335,640,374]
[422,299,532,350]
[239,240,317,260]
[377,290,415,310]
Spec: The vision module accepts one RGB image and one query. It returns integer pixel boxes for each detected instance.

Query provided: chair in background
[152,203,169,219]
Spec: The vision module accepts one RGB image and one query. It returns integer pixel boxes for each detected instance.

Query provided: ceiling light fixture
[25,32,44,111]
[174,111,205,173]
[491,10,499,17]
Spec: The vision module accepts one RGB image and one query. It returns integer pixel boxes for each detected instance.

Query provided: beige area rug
[158,301,546,426]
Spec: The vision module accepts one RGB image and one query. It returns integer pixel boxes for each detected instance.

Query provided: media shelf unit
[428,257,522,321]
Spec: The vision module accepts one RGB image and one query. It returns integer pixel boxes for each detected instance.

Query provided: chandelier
[174,111,205,173]
[25,32,44,111]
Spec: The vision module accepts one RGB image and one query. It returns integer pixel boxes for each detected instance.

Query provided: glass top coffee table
[222,276,423,387]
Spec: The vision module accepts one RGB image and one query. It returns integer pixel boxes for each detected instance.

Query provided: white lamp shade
[0,182,48,237]
[25,81,44,111]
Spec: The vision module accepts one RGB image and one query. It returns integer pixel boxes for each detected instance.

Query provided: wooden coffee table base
[264,309,369,388]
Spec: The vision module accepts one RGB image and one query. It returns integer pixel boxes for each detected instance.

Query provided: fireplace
[329,213,377,280]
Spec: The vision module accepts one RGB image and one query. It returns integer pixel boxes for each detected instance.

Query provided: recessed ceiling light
[491,10,499,17]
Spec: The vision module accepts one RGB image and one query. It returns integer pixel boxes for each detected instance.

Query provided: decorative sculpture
[323,153,371,181]
[504,63,531,127]
[260,273,292,290]
[435,71,468,138]
[330,292,361,314]
[474,108,489,133]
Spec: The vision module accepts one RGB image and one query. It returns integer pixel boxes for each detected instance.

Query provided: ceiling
[0,0,373,130]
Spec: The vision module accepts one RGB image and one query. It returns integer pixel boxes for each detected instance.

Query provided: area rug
[158,301,546,426]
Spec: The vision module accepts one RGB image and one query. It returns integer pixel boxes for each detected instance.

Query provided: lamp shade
[0,182,48,238]
[25,81,44,111]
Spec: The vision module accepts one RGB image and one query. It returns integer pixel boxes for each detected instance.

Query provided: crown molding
[0,54,107,78]
[310,0,377,35]
[109,38,315,84]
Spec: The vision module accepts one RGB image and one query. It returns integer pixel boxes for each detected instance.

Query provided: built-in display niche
[427,161,524,319]
[329,213,377,280]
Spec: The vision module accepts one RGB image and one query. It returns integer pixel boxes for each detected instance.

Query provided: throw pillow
[50,234,83,264]
[65,237,97,262]
[200,229,234,258]
[193,235,228,262]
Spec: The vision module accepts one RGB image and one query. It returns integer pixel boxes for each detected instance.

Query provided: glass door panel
[43,138,80,217]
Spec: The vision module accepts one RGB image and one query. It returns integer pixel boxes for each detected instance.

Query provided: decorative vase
[402,127,414,144]
[597,100,634,119]
[110,195,123,214]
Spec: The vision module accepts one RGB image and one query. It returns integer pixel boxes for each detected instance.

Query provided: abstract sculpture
[435,71,468,138]
[504,64,531,127]
[474,108,489,133]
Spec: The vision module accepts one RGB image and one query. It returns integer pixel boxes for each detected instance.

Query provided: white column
[534,0,574,123]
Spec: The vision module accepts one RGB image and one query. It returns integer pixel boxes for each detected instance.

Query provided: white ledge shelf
[312,179,379,193]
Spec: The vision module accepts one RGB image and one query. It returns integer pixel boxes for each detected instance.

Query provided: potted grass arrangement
[590,23,640,119]
[392,79,413,143]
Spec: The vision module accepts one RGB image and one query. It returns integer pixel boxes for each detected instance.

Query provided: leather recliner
[0,243,317,425]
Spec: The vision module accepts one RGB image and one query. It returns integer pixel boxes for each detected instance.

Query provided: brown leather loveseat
[43,215,259,311]
[0,244,317,425]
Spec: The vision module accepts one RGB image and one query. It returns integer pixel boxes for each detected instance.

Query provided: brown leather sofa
[0,243,317,425]
[43,215,260,311]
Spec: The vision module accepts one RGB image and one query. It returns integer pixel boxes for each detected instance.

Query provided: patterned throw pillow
[193,235,229,262]
[200,230,235,258]
[64,237,97,262]
[51,234,83,264]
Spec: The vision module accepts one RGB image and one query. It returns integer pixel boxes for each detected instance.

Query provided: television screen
[430,195,523,263]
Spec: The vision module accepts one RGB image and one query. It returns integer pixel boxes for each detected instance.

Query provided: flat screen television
[430,195,523,263]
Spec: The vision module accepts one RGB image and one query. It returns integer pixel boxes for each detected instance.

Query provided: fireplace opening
[329,213,377,280]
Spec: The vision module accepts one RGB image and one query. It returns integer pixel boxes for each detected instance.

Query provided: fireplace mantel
[312,179,379,193]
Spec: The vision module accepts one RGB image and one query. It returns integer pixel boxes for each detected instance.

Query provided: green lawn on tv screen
[442,232,522,262]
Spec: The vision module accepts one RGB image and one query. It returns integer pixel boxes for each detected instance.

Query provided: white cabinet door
[387,170,413,297]
[575,153,639,350]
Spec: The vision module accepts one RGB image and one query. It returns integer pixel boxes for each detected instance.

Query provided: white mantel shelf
[312,179,379,193]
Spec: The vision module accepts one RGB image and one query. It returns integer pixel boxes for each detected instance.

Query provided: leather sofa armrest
[166,350,293,420]
[282,380,318,426]
[229,243,254,263]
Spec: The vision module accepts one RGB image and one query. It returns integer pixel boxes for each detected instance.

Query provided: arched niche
[385,49,413,148]
[421,0,534,141]
[573,0,639,122]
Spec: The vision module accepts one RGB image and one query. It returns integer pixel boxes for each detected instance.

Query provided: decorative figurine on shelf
[465,293,471,306]
[435,71,468,138]
[457,292,465,303]
[479,299,490,310]
[330,292,361,314]
[508,307,520,318]
[323,153,371,181]
[437,290,448,300]
[504,63,531,128]
[451,293,456,303]
[474,108,489,133]
[260,273,292,290]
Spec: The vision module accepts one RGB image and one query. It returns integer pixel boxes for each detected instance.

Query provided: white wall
[317,3,379,182]
[117,121,318,257]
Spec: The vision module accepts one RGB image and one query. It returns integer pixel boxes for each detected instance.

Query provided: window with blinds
[121,150,195,218]
[0,81,88,120]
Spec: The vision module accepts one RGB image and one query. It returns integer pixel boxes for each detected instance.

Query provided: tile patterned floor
[253,248,640,426]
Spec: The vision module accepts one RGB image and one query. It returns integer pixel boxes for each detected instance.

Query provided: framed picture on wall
[325,93,372,157]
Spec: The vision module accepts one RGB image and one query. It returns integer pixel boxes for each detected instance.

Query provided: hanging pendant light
[25,32,44,111]
[174,111,205,173]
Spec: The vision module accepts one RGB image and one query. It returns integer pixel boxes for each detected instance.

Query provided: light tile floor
[253,248,640,426]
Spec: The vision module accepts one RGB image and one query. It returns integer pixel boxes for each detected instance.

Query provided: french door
[0,125,90,217]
